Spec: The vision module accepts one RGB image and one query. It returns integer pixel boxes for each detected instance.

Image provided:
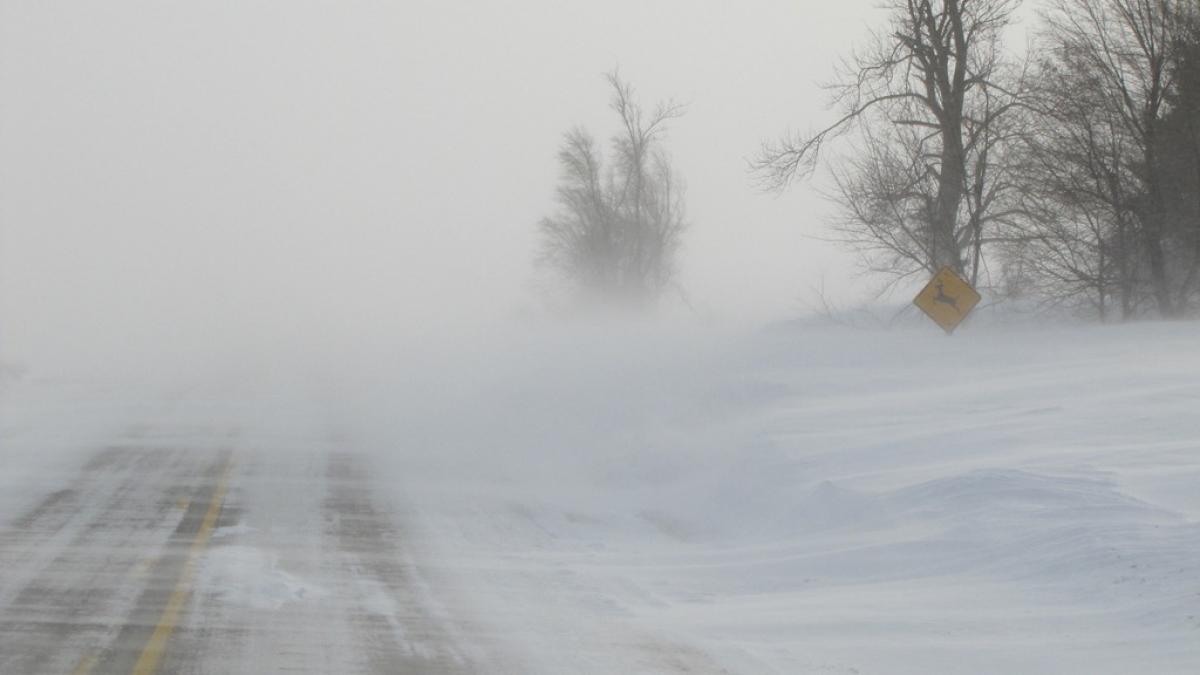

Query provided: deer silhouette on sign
[933,280,960,314]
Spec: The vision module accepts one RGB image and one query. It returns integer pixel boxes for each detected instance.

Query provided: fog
[5,4,1200,672]
[0,1,897,376]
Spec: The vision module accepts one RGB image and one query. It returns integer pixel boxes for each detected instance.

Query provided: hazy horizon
[0,2,907,371]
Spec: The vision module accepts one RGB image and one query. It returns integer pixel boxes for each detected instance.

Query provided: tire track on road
[0,444,235,674]
[324,452,478,674]
[93,449,235,675]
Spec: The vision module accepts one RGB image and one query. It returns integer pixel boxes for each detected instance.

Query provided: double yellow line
[130,457,236,675]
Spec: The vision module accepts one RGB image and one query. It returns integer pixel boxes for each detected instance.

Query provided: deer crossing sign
[913,266,981,334]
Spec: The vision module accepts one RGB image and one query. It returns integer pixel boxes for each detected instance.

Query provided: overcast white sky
[1,1,1027,368]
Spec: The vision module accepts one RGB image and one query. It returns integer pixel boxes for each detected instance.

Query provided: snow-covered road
[0,434,499,674]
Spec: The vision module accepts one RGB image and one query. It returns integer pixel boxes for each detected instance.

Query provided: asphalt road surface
[0,429,497,674]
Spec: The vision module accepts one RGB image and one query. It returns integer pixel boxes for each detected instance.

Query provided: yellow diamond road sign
[913,266,981,334]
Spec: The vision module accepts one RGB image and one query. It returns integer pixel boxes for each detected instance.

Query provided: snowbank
[356,319,1200,674]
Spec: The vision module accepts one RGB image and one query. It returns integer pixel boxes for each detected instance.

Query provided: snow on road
[0,409,511,673]
[1,318,1198,673]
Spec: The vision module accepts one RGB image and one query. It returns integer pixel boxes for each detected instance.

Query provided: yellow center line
[71,653,98,675]
[131,457,235,675]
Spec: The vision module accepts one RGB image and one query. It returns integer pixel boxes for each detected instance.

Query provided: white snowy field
[349,318,1200,674]
[2,317,1199,673]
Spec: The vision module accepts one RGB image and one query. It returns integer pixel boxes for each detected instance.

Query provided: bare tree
[1022,0,1199,317]
[756,0,1024,287]
[1161,2,1200,309]
[1006,33,1146,320]
[538,72,686,307]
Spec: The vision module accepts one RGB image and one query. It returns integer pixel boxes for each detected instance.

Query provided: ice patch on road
[198,545,326,610]
[212,522,256,539]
